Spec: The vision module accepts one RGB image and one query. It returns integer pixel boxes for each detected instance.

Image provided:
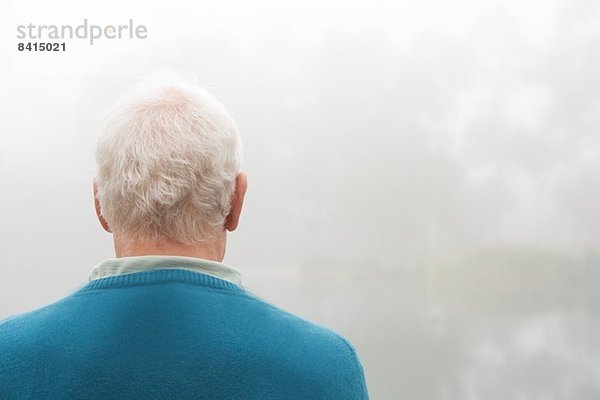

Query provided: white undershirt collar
[88,255,243,288]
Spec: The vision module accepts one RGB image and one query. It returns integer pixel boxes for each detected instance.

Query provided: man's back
[0,268,368,399]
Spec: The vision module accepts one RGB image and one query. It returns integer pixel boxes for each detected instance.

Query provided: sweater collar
[88,255,243,288]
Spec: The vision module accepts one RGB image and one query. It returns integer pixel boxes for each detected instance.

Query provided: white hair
[94,75,242,245]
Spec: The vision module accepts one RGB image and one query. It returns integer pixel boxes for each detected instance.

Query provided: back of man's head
[94,74,243,246]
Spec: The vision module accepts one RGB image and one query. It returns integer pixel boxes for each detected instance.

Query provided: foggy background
[2,0,600,398]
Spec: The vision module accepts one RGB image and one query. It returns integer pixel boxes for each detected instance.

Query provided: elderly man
[0,76,369,399]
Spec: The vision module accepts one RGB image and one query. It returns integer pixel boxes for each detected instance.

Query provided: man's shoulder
[241,290,348,342]
[0,304,56,379]
[238,291,368,396]
[0,291,80,348]
[1,303,53,332]
[1,307,48,345]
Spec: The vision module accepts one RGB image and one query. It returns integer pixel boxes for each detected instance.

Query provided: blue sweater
[0,268,369,399]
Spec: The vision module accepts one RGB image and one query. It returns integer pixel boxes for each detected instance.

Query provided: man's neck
[113,233,226,262]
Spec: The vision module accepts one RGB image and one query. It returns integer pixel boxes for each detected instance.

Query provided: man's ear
[224,171,248,232]
[93,180,112,233]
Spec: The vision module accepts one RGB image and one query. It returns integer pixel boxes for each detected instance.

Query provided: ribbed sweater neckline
[80,268,245,293]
